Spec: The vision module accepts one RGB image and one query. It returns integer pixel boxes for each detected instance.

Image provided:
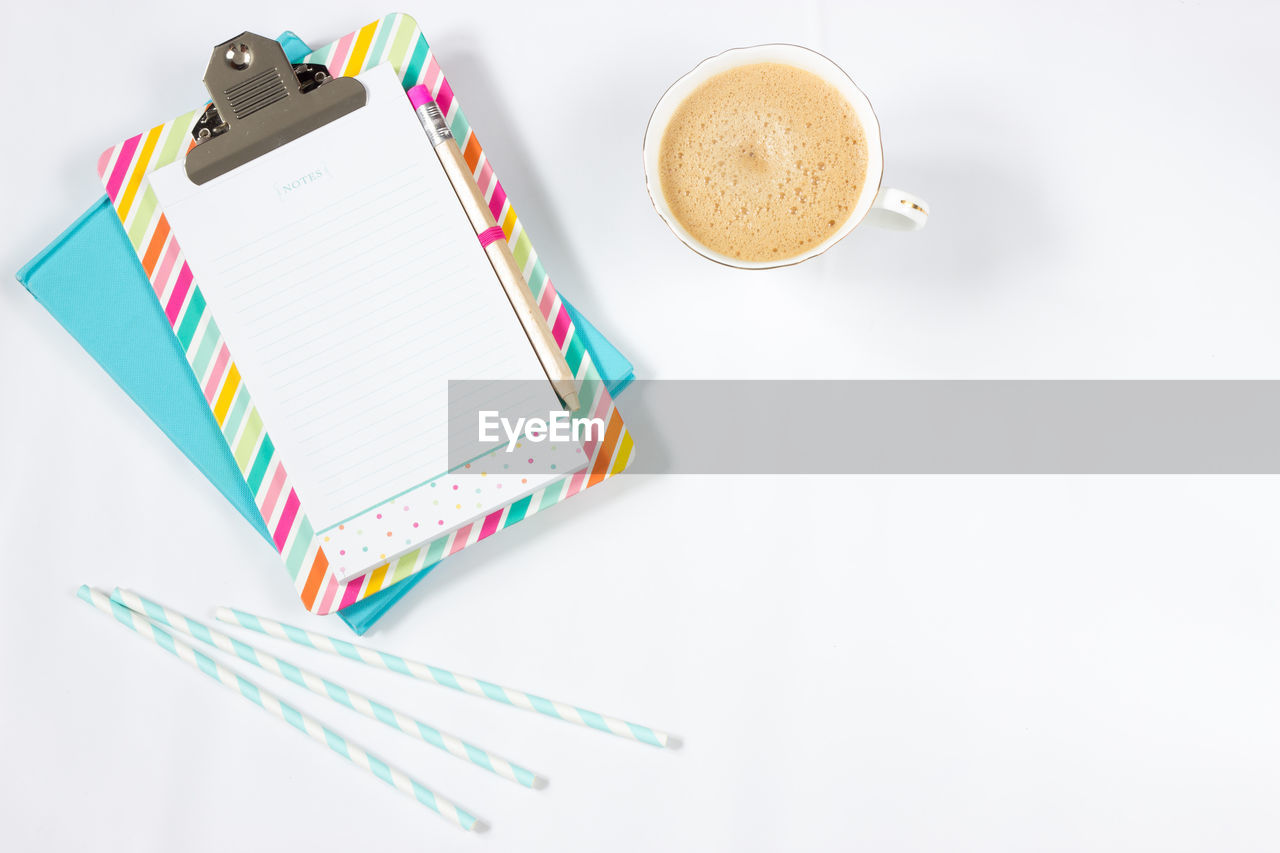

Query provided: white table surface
[3,1,1279,850]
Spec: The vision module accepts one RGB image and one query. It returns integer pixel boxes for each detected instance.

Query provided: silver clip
[184,32,367,185]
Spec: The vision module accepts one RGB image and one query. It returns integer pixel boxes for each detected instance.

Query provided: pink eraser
[407,84,434,110]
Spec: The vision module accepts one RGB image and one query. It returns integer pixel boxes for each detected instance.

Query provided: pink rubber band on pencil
[477,226,506,247]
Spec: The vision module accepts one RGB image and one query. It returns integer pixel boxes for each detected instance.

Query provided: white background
[2,1,1279,850]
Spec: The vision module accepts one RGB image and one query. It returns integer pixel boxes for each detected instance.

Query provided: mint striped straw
[77,587,484,833]
[216,607,678,749]
[113,589,545,789]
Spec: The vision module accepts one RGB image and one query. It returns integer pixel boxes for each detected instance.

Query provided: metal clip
[184,32,366,185]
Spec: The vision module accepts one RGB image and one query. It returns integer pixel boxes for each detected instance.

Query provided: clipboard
[97,13,634,614]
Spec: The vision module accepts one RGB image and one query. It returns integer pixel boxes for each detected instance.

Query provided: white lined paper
[149,63,562,542]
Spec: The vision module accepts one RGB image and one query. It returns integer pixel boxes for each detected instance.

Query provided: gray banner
[451,381,1280,474]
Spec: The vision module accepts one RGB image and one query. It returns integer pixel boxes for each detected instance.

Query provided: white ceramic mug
[642,44,928,269]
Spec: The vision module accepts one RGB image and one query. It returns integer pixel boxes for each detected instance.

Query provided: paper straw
[113,588,544,789]
[216,606,679,749]
[76,587,484,832]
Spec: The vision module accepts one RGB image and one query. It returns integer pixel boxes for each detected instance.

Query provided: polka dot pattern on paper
[321,442,583,577]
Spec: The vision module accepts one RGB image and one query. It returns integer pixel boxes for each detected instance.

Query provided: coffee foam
[658,62,868,263]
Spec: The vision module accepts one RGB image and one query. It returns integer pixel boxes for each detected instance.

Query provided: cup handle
[864,187,929,231]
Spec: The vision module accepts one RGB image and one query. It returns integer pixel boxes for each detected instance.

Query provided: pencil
[407,84,580,412]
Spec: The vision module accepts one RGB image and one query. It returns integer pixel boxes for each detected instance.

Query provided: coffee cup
[642,44,928,269]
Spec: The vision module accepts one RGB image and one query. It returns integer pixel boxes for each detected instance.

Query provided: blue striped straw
[112,589,545,789]
[76,587,484,832]
[215,606,679,749]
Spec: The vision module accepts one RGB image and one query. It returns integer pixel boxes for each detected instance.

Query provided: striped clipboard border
[97,13,633,614]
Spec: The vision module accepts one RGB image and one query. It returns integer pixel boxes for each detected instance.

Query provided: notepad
[148,63,583,575]
[96,14,634,612]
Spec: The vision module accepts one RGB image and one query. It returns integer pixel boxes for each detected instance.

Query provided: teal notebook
[15,33,633,634]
